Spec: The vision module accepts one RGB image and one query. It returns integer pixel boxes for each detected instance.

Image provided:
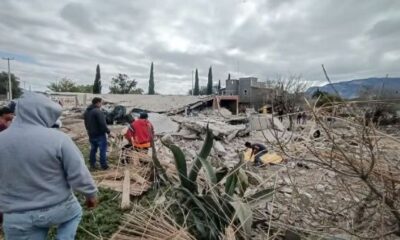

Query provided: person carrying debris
[84,97,112,170]
[0,93,97,239]
[245,142,268,166]
[130,112,154,151]
[0,106,14,132]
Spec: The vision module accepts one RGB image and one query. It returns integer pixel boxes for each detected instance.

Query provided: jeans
[3,195,82,240]
[89,134,108,169]
[254,150,268,165]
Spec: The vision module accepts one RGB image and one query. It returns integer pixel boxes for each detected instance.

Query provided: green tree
[93,64,101,94]
[109,73,143,94]
[312,89,342,107]
[48,78,93,93]
[207,66,213,95]
[228,73,231,81]
[218,79,221,91]
[0,71,22,99]
[148,62,155,95]
[48,78,77,92]
[77,84,94,93]
[194,69,200,96]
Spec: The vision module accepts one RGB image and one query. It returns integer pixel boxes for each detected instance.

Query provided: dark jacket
[84,105,110,138]
[252,143,267,152]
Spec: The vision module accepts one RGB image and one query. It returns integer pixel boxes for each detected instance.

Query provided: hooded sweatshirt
[84,104,110,138]
[0,93,97,213]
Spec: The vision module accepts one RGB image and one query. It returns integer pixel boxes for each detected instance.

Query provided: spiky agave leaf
[177,187,220,239]
[198,156,217,185]
[244,188,275,203]
[237,169,249,197]
[224,154,245,196]
[188,126,214,192]
[162,140,196,192]
[216,167,229,183]
[231,201,253,239]
[150,137,169,184]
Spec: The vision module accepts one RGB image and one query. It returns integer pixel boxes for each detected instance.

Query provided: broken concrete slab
[148,113,179,135]
[49,92,213,113]
[213,141,227,156]
[172,116,249,140]
[249,114,285,131]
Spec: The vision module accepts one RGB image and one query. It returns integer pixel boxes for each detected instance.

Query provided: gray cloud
[60,3,96,32]
[0,0,400,94]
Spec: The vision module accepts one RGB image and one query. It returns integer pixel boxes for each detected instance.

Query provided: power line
[2,57,14,100]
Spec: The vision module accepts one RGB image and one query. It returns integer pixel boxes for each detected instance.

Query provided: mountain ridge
[306,77,400,99]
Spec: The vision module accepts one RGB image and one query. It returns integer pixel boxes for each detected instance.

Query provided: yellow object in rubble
[243,149,283,164]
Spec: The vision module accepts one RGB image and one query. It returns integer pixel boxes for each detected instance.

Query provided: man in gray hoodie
[0,93,98,239]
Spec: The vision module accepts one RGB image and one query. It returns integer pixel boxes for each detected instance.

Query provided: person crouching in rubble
[0,92,97,239]
[245,142,268,167]
[131,112,154,152]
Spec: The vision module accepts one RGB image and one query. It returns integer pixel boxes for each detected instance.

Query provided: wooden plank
[120,169,131,209]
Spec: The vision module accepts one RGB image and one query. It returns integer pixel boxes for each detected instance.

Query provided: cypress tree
[194,69,200,96]
[218,80,221,91]
[207,66,213,95]
[93,64,101,94]
[228,73,231,81]
[148,62,155,95]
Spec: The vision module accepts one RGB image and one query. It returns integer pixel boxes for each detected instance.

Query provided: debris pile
[52,95,400,239]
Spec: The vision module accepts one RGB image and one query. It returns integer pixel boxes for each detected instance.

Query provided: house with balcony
[220,77,274,110]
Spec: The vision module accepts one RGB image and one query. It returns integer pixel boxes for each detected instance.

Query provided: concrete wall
[225,79,239,95]
[251,87,274,109]
[49,94,79,108]
[238,78,255,103]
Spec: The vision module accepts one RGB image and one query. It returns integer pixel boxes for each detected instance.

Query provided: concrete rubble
[147,112,179,135]
[249,114,285,131]
[53,95,400,240]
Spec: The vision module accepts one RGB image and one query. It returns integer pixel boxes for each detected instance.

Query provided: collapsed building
[48,92,239,115]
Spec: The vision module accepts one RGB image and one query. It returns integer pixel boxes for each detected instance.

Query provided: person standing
[297,112,302,124]
[0,93,97,239]
[302,112,307,125]
[0,106,15,226]
[278,108,284,122]
[0,106,14,132]
[84,97,111,170]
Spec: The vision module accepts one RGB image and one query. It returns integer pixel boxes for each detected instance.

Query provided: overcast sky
[0,0,399,94]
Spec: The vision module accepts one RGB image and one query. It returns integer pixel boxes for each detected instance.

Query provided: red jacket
[125,119,154,148]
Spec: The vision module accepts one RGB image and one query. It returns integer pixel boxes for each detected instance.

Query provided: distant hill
[306,77,400,99]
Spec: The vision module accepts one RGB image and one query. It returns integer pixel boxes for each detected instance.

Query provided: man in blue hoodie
[0,93,97,239]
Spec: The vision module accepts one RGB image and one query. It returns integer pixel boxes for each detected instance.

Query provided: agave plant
[161,127,274,240]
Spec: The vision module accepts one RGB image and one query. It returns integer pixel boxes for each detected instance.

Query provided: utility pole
[2,57,14,100]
